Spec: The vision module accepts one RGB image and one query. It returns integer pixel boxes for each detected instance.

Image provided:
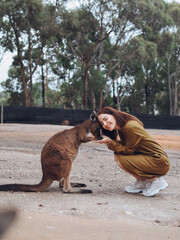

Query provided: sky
[0,0,179,92]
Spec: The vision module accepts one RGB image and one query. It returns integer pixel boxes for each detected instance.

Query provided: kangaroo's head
[78,112,102,143]
[89,111,102,140]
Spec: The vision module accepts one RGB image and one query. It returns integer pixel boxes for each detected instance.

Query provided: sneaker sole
[125,188,145,194]
[142,182,168,197]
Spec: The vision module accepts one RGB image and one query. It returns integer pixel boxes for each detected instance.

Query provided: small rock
[97,202,108,205]
[155,219,161,224]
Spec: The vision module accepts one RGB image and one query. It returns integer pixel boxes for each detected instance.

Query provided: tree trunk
[90,88,96,111]
[116,84,125,111]
[145,84,150,114]
[28,30,34,107]
[177,88,180,116]
[174,76,178,116]
[14,26,30,107]
[174,58,179,115]
[45,57,50,106]
[98,89,103,110]
[22,78,29,107]
[41,66,45,107]
[167,54,173,115]
[112,80,116,105]
[117,86,120,111]
[83,63,89,110]
[20,59,29,107]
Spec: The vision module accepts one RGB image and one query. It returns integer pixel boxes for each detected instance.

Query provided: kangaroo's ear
[90,111,98,122]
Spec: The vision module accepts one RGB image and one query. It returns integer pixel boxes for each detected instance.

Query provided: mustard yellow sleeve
[108,121,143,155]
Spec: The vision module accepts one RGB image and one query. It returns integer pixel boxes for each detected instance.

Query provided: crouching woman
[96,107,170,197]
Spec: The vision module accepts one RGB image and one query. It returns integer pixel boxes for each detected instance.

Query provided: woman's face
[98,113,119,131]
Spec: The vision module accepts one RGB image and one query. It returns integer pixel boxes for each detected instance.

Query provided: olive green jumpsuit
[108,120,170,179]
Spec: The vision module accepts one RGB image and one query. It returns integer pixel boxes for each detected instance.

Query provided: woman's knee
[114,154,118,162]
[114,154,122,165]
[157,157,170,175]
[161,161,170,175]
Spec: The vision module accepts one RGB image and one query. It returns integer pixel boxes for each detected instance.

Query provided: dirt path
[0,124,180,240]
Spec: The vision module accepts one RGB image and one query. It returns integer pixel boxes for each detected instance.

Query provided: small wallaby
[61,120,70,126]
[0,113,102,194]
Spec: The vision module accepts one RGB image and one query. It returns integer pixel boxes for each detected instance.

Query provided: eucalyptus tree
[89,0,172,111]
[53,5,104,110]
[52,0,140,110]
[89,0,139,110]
[1,55,24,106]
[47,0,174,111]
[160,1,180,116]
[116,0,173,113]
[121,36,159,113]
[0,0,58,106]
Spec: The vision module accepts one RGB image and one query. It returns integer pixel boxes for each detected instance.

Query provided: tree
[117,0,173,113]
[0,0,59,106]
[1,57,24,106]
[166,2,180,116]
[89,0,172,111]
[1,0,179,115]
[55,5,108,110]
[157,2,180,115]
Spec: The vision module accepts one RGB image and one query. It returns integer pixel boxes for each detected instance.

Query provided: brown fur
[61,120,70,126]
[0,119,101,193]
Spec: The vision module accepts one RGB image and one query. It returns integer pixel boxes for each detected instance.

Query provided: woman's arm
[96,121,143,155]
[109,122,143,154]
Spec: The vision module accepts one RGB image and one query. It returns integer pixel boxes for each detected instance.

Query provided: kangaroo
[61,120,70,126]
[0,113,102,193]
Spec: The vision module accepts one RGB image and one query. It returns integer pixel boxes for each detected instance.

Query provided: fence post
[1,103,3,124]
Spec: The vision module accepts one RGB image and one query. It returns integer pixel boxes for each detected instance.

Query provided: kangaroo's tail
[0,177,53,192]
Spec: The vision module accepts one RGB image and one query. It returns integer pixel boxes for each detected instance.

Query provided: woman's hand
[95,135,111,144]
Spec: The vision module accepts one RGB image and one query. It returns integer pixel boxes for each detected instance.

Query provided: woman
[96,107,170,197]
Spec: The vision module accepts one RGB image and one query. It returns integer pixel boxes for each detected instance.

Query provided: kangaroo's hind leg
[63,174,93,194]
[59,179,86,190]
[63,174,72,193]
[59,160,93,194]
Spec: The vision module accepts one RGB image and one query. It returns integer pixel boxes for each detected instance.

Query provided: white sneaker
[125,180,148,193]
[142,177,168,197]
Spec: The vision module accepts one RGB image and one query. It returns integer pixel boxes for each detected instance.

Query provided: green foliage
[168,2,180,27]
[0,0,179,115]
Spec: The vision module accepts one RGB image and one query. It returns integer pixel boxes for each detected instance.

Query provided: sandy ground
[0,123,180,240]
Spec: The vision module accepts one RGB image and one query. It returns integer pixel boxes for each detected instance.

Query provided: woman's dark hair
[98,107,143,140]
[98,107,143,127]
